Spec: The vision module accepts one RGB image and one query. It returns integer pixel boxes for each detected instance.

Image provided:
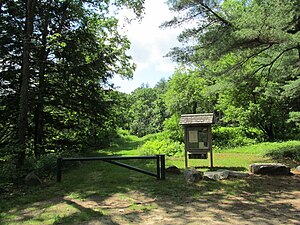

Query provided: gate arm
[103,160,158,178]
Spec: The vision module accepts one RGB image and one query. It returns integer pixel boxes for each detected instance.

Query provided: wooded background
[1,0,299,182]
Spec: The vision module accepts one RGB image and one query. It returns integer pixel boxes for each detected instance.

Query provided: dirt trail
[3,173,300,225]
[69,174,300,225]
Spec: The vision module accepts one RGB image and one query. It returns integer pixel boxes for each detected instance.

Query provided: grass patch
[168,153,271,172]
[97,133,146,156]
[1,135,299,225]
[216,140,300,155]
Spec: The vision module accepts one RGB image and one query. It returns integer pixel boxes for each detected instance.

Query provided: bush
[0,162,17,183]
[20,152,80,181]
[0,146,83,185]
[163,115,184,142]
[139,135,184,157]
[213,126,263,148]
[117,129,131,137]
[266,145,300,162]
[143,131,170,142]
[20,154,58,179]
[35,154,58,177]
[0,154,57,184]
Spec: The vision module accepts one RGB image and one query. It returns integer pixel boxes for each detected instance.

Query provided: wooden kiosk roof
[179,113,214,125]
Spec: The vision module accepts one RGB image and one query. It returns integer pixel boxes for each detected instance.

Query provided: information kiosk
[180,113,214,168]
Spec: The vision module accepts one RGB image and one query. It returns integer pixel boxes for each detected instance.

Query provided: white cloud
[155,58,176,72]
[113,0,182,93]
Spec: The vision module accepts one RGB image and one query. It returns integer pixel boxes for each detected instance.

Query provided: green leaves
[164,0,300,140]
[0,0,146,170]
[164,68,211,115]
[127,85,168,137]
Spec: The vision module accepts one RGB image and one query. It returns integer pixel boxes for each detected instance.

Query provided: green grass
[167,153,270,172]
[217,140,300,155]
[1,135,299,225]
[97,133,146,156]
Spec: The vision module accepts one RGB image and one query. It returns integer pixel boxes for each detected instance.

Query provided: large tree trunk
[34,13,49,159]
[17,0,36,167]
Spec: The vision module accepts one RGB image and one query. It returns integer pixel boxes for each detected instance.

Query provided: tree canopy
[0,0,144,168]
[1,0,300,183]
[160,0,300,140]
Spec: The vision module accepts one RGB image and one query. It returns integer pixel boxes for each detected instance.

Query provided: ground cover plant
[1,134,300,225]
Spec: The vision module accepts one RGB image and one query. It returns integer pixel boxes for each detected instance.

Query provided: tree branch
[252,46,298,75]
[194,0,232,26]
[238,44,274,67]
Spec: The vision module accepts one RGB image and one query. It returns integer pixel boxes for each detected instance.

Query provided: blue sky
[112,0,182,93]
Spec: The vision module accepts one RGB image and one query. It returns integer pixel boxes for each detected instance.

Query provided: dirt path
[59,174,300,224]
[3,173,300,225]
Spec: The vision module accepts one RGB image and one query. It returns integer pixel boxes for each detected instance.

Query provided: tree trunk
[192,102,197,114]
[17,0,36,167]
[34,13,49,159]
[298,46,300,112]
[265,124,274,141]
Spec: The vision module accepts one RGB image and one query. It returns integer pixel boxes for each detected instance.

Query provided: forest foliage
[1,0,300,183]
[126,0,300,156]
[0,0,144,181]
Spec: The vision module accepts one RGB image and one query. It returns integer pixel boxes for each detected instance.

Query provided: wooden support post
[210,150,213,168]
[184,150,188,168]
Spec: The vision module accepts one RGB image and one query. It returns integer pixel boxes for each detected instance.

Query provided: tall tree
[17,0,37,166]
[164,68,213,115]
[128,83,169,137]
[165,0,300,140]
[0,0,145,168]
[128,84,158,136]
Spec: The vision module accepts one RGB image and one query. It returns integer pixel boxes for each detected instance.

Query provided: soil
[3,172,300,225]
[68,173,300,225]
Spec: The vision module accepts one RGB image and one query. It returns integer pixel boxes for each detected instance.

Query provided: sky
[111,0,182,93]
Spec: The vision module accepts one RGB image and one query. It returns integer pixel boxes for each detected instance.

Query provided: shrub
[213,126,263,148]
[163,115,184,142]
[266,145,300,162]
[0,162,17,183]
[0,155,57,184]
[35,154,58,177]
[139,138,184,157]
[117,129,131,137]
[19,154,58,179]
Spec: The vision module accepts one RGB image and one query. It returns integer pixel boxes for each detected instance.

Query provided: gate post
[156,155,161,180]
[57,158,62,182]
[160,154,166,180]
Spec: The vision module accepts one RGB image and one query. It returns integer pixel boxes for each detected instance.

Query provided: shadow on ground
[1,135,300,225]
[1,157,300,225]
